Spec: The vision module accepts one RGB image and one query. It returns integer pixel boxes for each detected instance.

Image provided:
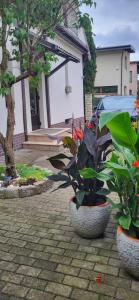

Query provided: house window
[129,71,132,83]
[94,86,118,94]
[124,86,127,95]
[129,89,132,95]
[125,56,127,70]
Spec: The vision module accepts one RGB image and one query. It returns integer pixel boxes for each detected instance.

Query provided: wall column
[85,93,92,121]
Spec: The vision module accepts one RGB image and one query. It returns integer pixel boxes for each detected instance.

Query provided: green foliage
[0,164,50,181]
[99,112,138,156]
[80,14,96,94]
[48,117,111,209]
[98,111,139,238]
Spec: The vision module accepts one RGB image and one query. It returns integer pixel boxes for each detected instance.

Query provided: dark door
[30,87,41,131]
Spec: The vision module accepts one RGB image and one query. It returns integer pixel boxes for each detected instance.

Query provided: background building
[94,45,135,100]
[129,61,139,96]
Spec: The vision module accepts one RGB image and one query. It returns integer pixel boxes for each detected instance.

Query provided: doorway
[30,86,41,131]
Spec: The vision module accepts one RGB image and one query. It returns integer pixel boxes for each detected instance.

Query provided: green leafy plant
[81,112,139,238]
[0,164,50,184]
[48,117,111,209]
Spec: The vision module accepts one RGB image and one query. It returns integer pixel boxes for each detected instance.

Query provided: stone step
[23,141,64,152]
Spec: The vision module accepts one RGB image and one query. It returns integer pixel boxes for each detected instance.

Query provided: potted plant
[81,111,139,278]
[48,118,111,238]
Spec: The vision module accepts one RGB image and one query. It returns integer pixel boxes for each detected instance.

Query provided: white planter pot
[117,226,139,279]
[69,198,110,238]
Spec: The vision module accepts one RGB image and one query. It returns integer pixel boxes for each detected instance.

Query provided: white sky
[82,0,139,61]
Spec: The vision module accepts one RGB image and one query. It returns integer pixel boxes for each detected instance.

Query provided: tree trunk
[4,92,17,178]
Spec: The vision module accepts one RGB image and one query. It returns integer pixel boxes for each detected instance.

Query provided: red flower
[73,128,84,141]
[132,160,139,168]
[96,274,102,285]
[86,122,93,129]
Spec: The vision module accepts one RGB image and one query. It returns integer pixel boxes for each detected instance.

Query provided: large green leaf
[76,190,86,209]
[106,162,130,179]
[119,214,131,230]
[80,168,97,179]
[133,219,139,228]
[99,112,137,153]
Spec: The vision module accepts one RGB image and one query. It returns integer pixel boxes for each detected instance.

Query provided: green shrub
[0,164,50,182]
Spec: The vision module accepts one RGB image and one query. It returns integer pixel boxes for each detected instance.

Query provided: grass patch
[0,164,50,181]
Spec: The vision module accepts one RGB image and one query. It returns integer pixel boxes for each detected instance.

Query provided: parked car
[93,96,137,122]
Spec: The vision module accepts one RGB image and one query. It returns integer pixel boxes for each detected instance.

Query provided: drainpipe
[121,51,124,95]
[45,76,51,128]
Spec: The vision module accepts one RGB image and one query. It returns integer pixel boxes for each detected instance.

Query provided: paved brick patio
[0,149,139,299]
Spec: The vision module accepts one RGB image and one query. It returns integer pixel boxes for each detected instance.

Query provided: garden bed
[0,164,53,199]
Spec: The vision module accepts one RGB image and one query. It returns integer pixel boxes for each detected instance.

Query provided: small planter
[117,226,139,279]
[69,198,110,238]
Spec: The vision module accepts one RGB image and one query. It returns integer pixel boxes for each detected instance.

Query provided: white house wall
[95,51,130,95]
[0,52,24,137]
[48,35,84,125]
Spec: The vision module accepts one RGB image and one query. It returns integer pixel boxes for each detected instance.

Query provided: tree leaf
[80,168,97,179]
[119,214,131,230]
[48,159,65,170]
[83,127,97,158]
[96,188,110,196]
[133,219,139,228]
[99,112,138,153]
[76,190,86,209]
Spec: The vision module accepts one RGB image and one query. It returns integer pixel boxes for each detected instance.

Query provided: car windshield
[100,96,136,110]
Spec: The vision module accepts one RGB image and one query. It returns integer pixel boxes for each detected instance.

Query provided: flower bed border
[0,179,53,199]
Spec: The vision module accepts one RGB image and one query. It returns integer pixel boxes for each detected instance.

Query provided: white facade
[95,48,132,98]
[0,27,88,140]
[49,35,84,125]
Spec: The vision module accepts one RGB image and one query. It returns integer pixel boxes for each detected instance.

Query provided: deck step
[23,141,64,152]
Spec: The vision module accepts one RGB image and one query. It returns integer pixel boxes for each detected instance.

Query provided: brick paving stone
[78,245,99,254]
[116,287,139,300]
[49,254,72,265]
[0,280,7,290]
[55,296,72,300]
[0,271,23,284]
[44,246,65,255]
[131,280,139,292]
[21,276,47,291]
[94,263,119,276]
[0,261,19,272]
[9,246,31,256]
[89,281,116,297]
[99,249,118,259]
[29,250,51,260]
[64,250,86,260]
[0,251,16,262]
[13,255,35,266]
[86,254,108,264]
[16,265,41,277]
[108,258,121,267]
[63,275,89,289]
[71,259,94,270]
[26,288,55,300]
[53,235,72,242]
[71,288,99,300]
[79,269,101,281]
[20,234,40,243]
[8,239,27,248]
[118,268,133,279]
[33,259,57,271]
[39,270,64,283]
[46,282,72,297]
[56,264,80,276]
[58,242,78,250]
[39,238,58,246]
[0,243,11,252]
[104,274,131,289]
[25,242,45,251]
[2,283,29,298]
[0,236,9,244]
[90,240,112,250]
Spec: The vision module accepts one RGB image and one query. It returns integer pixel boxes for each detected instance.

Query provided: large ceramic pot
[69,198,110,238]
[117,226,139,279]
